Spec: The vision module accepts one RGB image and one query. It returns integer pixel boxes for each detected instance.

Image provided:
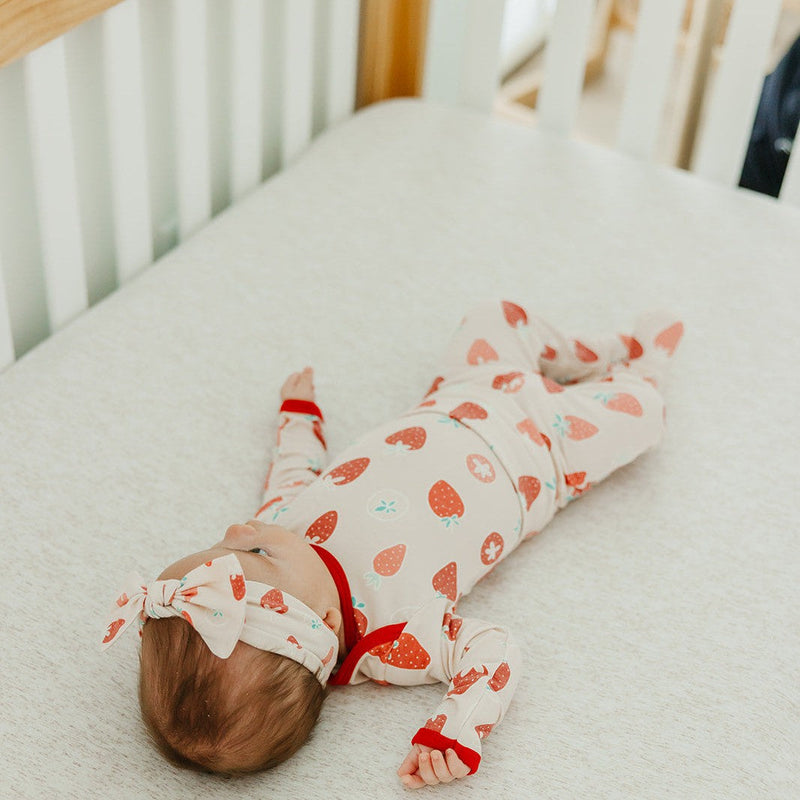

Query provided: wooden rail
[0,0,124,68]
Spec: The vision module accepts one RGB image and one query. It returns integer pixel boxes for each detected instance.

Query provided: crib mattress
[1,99,798,799]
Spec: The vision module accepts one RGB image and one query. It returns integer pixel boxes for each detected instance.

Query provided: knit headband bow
[101,554,339,684]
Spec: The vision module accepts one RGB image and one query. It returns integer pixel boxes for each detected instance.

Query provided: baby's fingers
[445,748,470,778]
[429,750,456,783]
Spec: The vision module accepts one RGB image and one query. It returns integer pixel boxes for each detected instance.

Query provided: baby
[103,299,684,788]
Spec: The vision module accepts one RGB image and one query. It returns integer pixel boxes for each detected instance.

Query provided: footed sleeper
[255,299,683,774]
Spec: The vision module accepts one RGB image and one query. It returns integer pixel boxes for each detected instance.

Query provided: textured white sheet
[1,99,798,799]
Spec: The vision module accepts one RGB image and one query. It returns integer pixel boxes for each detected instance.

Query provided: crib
[1,1,799,798]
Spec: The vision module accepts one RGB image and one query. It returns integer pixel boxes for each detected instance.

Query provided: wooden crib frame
[1,0,798,371]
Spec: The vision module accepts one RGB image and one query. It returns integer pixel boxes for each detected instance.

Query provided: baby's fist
[397,744,470,789]
[280,367,315,401]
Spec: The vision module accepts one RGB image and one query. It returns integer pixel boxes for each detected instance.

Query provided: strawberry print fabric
[255,301,683,774]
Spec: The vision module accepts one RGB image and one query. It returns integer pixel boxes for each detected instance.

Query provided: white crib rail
[102,0,153,282]
[0,0,360,367]
[24,37,89,334]
[781,125,800,207]
[423,0,506,112]
[536,0,595,135]
[0,254,13,371]
[617,0,686,161]
[693,0,784,185]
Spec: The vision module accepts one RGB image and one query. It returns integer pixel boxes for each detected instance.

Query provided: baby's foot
[623,310,684,386]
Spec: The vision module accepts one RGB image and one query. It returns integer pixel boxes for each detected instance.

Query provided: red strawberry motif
[541,375,564,393]
[541,433,552,450]
[573,339,598,362]
[541,344,557,360]
[312,419,326,448]
[260,588,288,614]
[516,417,545,446]
[103,618,125,644]
[488,662,511,692]
[229,573,246,601]
[466,453,495,483]
[491,371,524,393]
[605,392,643,417]
[372,544,407,576]
[353,607,369,637]
[518,476,541,510]
[305,510,338,544]
[565,471,587,487]
[447,665,489,696]
[566,472,592,498]
[655,321,684,356]
[428,481,465,526]
[502,301,528,327]
[180,610,194,627]
[385,427,427,451]
[369,633,430,669]
[556,415,599,440]
[325,457,370,486]
[287,635,302,649]
[115,593,129,608]
[425,714,448,733]
[480,532,504,565]
[449,402,488,421]
[467,339,499,365]
[442,613,463,641]
[475,723,495,740]
[432,562,458,601]
[425,376,444,397]
[322,646,335,666]
[418,399,436,408]
[620,334,643,359]
[257,495,284,518]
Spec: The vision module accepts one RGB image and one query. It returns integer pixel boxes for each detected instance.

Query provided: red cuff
[411,729,481,775]
[279,399,324,421]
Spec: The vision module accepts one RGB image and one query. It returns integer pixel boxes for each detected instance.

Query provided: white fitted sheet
[1,98,798,799]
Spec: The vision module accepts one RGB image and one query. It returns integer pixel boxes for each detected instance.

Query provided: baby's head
[138,617,326,773]
[104,520,345,775]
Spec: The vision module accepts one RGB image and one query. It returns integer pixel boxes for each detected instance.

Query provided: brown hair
[138,617,328,775]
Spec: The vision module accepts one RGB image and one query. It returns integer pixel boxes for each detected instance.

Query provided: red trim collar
[328,622,406,686]
[310,545,360,657]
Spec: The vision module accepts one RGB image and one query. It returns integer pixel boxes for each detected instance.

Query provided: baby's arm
[256,367,328,520]
[391,609,523,788]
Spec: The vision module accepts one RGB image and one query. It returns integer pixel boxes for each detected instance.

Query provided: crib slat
[231,0,264,200]
[0,255,14,369]
[282,0,315,166]
[423,0,469,106]
[460,0,506,112]
[693,0,783,185]
[23,37,88,332]
[324,0,359,127]
[537,0,596,135]
[173,0,212,238]
[780,127,800,207]
[617,0,684,161]
[102,0,153,282]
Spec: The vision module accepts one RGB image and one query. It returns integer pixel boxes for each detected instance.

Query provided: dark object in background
[739,34,800,197]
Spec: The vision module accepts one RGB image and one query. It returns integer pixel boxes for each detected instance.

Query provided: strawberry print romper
[255,299,684,775]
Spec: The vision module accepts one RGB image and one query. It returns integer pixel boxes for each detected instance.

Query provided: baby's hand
[280,367,315,402]
[397,744,470,789]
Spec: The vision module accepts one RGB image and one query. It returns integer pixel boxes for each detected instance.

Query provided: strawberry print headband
[101,554,339,685]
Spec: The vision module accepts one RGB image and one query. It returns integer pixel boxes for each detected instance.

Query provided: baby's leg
[431,300,633,392]
[544,311,684,506]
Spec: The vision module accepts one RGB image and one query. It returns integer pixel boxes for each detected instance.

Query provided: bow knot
[102,555,246,658]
